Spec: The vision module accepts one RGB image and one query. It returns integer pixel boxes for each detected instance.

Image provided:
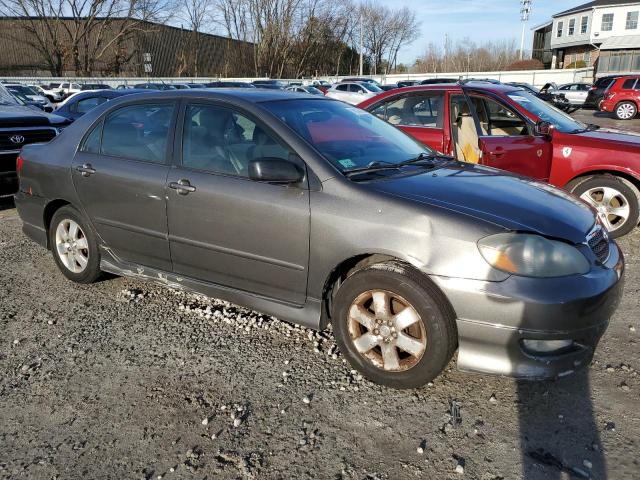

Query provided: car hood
[571,127,640,148]
[0,105,70,126]
[369,163,595,244]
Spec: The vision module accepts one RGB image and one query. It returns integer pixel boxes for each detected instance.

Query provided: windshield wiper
[344,153,447,178]
[344,161,402,177]
[570,123,600,134]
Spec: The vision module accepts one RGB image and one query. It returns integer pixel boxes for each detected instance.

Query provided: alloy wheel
[347,289,426,372]
[616,103,636,119]
[55,219,90,273]
[580,186,631,232]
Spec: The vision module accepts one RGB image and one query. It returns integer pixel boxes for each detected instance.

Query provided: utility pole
[359,8,364,76]
[520,0,532,60]
[444,33,448,72]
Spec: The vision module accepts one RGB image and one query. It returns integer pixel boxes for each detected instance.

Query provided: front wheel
[332,261,457,389]
[615,101,637,120]
[49,205,102,283]
[571,175,639,238]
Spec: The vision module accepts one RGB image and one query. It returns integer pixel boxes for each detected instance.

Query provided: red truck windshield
[506,90,587,133]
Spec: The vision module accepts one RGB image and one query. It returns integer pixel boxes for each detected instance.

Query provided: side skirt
[99,248,323,330]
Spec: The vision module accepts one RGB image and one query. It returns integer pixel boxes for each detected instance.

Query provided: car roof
[98,88,324,103]
[387,81,524,94]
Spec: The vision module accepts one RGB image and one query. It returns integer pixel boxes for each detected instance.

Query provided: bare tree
[360,1,419,75]
[0,0,175,76]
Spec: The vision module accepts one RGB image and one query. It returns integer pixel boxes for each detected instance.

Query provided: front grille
[0,128,57,151]
[587,226,610,263]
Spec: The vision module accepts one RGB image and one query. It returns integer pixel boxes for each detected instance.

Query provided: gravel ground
[1,109,640,480]
[0,198,638,480]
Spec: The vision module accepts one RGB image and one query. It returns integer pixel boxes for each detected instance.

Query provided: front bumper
[431,242,624,379]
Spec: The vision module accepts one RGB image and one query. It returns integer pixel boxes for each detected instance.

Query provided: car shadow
[0,196,15,211]
[518,371,605,479]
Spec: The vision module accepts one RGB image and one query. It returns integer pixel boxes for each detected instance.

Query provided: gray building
[534,0,640,76]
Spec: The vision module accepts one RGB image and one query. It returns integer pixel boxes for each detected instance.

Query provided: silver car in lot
[15,90,624,388]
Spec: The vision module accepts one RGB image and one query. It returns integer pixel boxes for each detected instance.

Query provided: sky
[377,0,585,64]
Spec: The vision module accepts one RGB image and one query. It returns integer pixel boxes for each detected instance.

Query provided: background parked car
[556,83,590,105]
[54,89,149,121]
[55,82,82,99]
[205,81,256,88]
[341,77,382,87]
[325,81,382,104]
[359,82,640,237]
[310,80,332,93]
[133,83,177,90]
[397,80,421,88]
[4,84,54,112]
[585,75,620,109]
[81,83,112,91]
[285,85,324,95]
[599,75,640,120]
[420,78,459,85]
[251,80,288,89]
[28,84,63,102]
[0,83,69,195]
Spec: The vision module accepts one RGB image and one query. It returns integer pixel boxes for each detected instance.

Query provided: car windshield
[362,83,383,93]
[0,84,20,105]
[506,90,587,133]
[261,99,433,174]
[9,85,36,96]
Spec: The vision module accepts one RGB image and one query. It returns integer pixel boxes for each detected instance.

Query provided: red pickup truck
[358,82,640,237]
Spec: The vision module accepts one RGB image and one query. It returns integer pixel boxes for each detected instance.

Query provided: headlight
[478,233,590,278]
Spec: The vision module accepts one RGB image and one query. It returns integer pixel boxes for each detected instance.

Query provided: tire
[571,175,639,238]
[49,205,102,283]
[614,101,637,120]
[332,261,457,389]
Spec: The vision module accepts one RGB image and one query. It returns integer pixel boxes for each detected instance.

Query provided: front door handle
[169,179,196,195]
[488,149,505,158]
[76,163,96,177]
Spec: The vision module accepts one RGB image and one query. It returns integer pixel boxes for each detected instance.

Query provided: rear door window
[622,78,637,89]
[369,93,444,128]
[101,103,175,163]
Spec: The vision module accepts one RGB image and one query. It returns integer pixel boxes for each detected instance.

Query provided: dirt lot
[1,110,640,480]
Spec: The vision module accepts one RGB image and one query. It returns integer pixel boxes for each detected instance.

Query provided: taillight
[16,155,24,175]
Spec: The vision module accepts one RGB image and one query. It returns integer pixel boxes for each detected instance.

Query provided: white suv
[325,82,381,105]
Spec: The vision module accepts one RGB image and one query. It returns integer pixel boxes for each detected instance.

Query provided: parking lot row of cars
[2,76,640,237]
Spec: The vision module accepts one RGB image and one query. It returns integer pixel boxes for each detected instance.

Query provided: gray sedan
[14,90,624,388]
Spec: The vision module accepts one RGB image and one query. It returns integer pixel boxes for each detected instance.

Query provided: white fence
[1,67,594,89]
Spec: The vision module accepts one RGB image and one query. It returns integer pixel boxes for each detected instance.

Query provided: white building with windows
[534,0,640,76]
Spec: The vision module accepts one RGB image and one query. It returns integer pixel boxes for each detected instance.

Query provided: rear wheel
[49,206,102,283]
[571,175,639,237]
[332,261,457,389]
[614,101,637,120]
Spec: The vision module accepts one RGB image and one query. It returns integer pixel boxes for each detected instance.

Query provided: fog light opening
[521,339,575,356]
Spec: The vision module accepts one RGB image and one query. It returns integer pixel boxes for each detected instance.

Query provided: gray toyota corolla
[15,90,624,389]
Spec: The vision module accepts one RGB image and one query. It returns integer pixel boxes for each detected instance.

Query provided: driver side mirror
[248,157,304,184]
[534,120,555,138]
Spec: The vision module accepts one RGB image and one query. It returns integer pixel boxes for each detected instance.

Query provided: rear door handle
[75,163,96,176]
[169,179,196,195]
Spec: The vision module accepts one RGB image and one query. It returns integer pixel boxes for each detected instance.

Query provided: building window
[581,16,589,34]
[557,21,564,37]
[601,13,614,31]
[568,18,576,35]
[626,11,638,29]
